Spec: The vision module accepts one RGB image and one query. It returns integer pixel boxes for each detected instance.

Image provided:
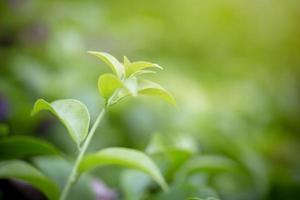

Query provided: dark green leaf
[0,123,9,137]
[0,160,59,200]
[0,136,58,161]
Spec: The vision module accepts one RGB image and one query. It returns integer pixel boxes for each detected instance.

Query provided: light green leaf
[98,73,123,101]
[0,136,58,161]
[31,99,90,146]
[0,160,59,200]
[88,51,125,78]
[138,80,176,105]
[125,61,163,77]
[109,80,176,106]
[123,56,131,66]
[78,147,168,191]
[146,133,198,155]
[123,77,138,97]
[131,70,157,77]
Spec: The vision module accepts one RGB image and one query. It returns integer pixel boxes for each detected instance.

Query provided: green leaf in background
[0,160,59,200]
[158,181,219,200]
[78,147,168,191]
[186,198,219,200]
[34,156,95,200]
[178,155,238,179]
[88,51,125,78]
[31,99,90,147]
[125,61,163,77]
[0,136,58,161]
[121,170,151,200]
[0,123,9,137]
[138,80,176,105]
[98,73,122,101]
[146,133,198,181]
[146,133,198,155]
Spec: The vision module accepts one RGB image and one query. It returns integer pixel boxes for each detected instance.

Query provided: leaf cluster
[88,51,176,107]
[0,52,176,199]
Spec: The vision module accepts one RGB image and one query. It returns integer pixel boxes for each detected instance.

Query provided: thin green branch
[59,108,106,200]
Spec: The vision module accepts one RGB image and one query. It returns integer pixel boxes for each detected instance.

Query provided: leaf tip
[123,56,130,65]
[154,64,164,70]
[168,95,177,107]
[87,51,106,57]
[31,98,47,116]
[87,50,97,55]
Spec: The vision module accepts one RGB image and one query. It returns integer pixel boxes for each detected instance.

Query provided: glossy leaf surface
[32,99,90,146]
[125,61,163,77]
[78,147,168,191]
[88,51,125,78]
[98,73,122,101]
[138,80,176,105]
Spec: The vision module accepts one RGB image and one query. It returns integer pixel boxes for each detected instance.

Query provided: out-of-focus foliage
[0,0,300,199]
[0,136,58,160]
[29,51,171,200]
[0,160,59,200]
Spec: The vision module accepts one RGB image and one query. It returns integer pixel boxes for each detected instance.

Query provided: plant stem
[59,108,106,200]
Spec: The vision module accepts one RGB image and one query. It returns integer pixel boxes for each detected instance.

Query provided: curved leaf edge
[78,147,168,192]
[31,98,90,146]
[0,135,59,160]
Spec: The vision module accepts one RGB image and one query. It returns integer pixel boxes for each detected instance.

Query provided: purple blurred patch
[91,179,117,200]
[5,0,26,10]
[19,23,48,46]
[0,96,9,122]
[34,117,56,136]
[10,179,47,200]
[0,179,46,200]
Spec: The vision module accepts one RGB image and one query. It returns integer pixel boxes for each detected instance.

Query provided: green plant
[0,51,270,200]
[120,131,266,200]
[0,51,176,200]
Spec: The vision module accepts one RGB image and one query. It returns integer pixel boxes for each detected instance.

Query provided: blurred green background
[1,0,300,200]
